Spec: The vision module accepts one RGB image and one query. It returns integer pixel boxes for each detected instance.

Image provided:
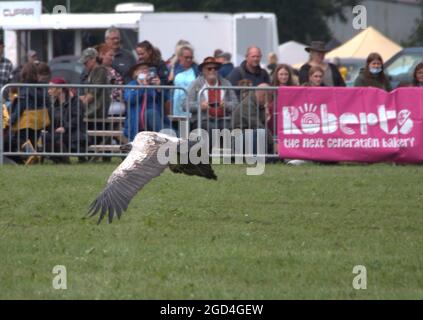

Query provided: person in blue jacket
[123,62,174,141]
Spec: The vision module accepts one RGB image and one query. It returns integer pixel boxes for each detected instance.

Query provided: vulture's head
[120,143,133,153]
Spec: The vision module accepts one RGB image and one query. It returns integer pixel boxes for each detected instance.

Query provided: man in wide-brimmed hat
[299,41,345,87]
[304,41,330,53]
[185,56,238,136]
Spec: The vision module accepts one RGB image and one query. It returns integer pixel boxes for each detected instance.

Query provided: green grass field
[0,161,422,299]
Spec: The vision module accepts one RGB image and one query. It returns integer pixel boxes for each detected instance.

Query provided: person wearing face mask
[354,53,391,91]
[135,40,169,85]
[123,62,174,141]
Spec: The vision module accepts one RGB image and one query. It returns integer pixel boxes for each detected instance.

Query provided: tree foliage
[402,3,423,47]
[42,0,356,43]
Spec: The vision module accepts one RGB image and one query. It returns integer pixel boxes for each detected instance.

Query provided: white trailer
[138,12,279,65]
[0,1,279,67]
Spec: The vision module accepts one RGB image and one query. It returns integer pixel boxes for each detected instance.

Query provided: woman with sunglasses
[171,45,200,116]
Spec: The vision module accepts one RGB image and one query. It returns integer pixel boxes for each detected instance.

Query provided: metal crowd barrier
[1,83,281,165]
[0,83,190,165]
[196,86,280,158]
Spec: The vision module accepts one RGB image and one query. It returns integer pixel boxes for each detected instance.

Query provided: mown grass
[0,161,422,300]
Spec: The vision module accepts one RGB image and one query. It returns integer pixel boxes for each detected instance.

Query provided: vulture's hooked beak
[120,143,133,153]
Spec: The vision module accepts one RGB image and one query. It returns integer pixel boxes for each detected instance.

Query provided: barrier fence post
[0,85,5,166]
[0,83,191,164]
[198,85,279,160]
[1,83,282,165]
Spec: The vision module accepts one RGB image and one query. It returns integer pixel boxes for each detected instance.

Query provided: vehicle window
[53,30,75,57]
[81,29,104,50]
[81,29,137,52]
[386,54,422,77]
[29,30,48,62]
[344,63,362,82]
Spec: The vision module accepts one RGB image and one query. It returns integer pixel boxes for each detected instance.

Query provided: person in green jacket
[354,52,392,91]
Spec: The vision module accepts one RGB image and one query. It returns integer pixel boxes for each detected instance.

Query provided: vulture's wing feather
[88,139,168,224]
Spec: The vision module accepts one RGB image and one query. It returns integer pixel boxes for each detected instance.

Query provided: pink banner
[277,87,423,163]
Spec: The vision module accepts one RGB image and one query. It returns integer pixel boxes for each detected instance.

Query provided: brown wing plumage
[169,163,217,180]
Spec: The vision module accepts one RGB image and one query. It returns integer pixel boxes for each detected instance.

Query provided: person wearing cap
[228,46,270,87]
[215,51,234,80]
[184,57,238,133]
[123,62,174,141]
[78,47,111,162]
[79,47,110,119]
[299,41,345,87]
[27,50,38,64]
[43,77,87,163]
[0,39,13,90]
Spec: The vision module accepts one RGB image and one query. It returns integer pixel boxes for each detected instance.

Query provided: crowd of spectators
[1,28,422,164]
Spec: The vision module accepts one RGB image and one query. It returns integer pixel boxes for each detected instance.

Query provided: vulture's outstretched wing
[169,163,217,180]
[87,138,168,224]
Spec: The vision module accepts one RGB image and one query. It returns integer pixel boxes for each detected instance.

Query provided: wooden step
[84,117,126,123]
[87,130,124,137]
[88,145,122,152]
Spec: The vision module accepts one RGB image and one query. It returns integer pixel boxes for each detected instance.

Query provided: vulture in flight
[87,131,217,224]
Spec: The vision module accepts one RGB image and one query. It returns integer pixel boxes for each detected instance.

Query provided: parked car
[48,55,84,84]
[384,47,423,89]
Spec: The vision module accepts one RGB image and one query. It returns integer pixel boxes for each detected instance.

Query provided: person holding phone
[135,41,169,85]
[123,62,174,141]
